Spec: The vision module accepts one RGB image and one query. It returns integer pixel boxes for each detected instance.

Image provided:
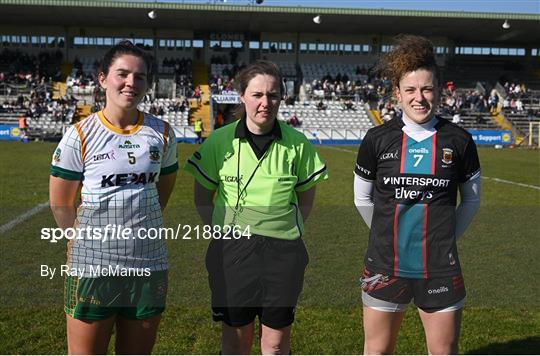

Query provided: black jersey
[355,117,480,279]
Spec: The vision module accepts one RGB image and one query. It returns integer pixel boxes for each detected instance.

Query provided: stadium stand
[278,99,373,130]
[1,1,539,144]
[301,62,370,83]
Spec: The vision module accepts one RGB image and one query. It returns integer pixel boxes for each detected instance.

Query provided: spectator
[18,115,28,141]
[343,99,355,111]
[287,114,301,127]
[316,100,327,111]
[194,117,203,143]
[452,111,461,124]
[488,90,499,112]
[476,114,486,126]
[516,99,523,112]
[194,85,202,106]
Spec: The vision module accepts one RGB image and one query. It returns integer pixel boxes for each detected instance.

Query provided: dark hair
[100,40,153,82]
[234,60,285,119]
[375,34,440,89]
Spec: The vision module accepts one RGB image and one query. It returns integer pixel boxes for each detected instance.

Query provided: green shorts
[64,270,167,320]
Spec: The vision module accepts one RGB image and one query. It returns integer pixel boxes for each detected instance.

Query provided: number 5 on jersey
[128,152,136,164]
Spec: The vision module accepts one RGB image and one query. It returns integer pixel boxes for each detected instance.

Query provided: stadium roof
[0,0,539,45]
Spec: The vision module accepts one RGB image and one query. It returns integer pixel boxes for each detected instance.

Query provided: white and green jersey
[51,111,178,276]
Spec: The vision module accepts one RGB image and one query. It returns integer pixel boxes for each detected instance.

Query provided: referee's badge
[442,148,453,164]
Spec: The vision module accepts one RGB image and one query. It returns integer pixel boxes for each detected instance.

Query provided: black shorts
[205,235,309,329]
[360,267,466,312]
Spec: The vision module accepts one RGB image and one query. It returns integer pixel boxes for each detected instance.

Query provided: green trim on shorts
[64,270,168,320]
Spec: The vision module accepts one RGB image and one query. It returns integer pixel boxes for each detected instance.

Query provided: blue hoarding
[0,124,21,141]
[468,130,513,145]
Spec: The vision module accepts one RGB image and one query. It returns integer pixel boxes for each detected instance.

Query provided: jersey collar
[98,110,144,135]
[234,118,282,140]
[395,115,445,131]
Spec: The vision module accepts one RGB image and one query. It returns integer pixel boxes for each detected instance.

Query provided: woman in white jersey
[49,41,178,354]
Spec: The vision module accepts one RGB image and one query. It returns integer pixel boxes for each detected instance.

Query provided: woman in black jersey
[354,35,481,354]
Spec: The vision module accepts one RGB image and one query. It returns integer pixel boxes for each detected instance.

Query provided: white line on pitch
[321,146,357,154]
[0,201,49,235]
[481,177,540,190]
[321,146,540,190]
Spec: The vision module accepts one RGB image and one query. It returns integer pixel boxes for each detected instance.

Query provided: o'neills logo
[428,286,449,294]
[119,140,141,149]
[408,147,429,154]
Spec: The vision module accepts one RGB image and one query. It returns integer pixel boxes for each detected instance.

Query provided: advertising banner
[0,124,21,141]
[468,130,513,145]
[212,94,241,104]
[212,90,241,104]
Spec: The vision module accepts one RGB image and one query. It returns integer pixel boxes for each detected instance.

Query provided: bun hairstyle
[376,34,440,89]
[234,60,285,119]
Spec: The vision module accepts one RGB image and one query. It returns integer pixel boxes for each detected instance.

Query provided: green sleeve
[294,140,328,192]
[183,136,219,190]
[50,165,84,181]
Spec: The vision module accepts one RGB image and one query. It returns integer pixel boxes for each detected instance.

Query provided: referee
[185,60,327,354]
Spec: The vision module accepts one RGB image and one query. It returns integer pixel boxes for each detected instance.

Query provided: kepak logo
[101,172,158,187]
[118,140,141,149]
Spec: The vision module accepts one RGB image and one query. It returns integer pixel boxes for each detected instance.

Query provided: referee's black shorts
[205,234,309,329]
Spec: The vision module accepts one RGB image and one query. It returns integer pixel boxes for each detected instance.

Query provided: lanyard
[232,138,272,223]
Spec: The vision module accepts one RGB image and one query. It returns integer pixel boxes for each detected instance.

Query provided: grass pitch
[0,141,539,354]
